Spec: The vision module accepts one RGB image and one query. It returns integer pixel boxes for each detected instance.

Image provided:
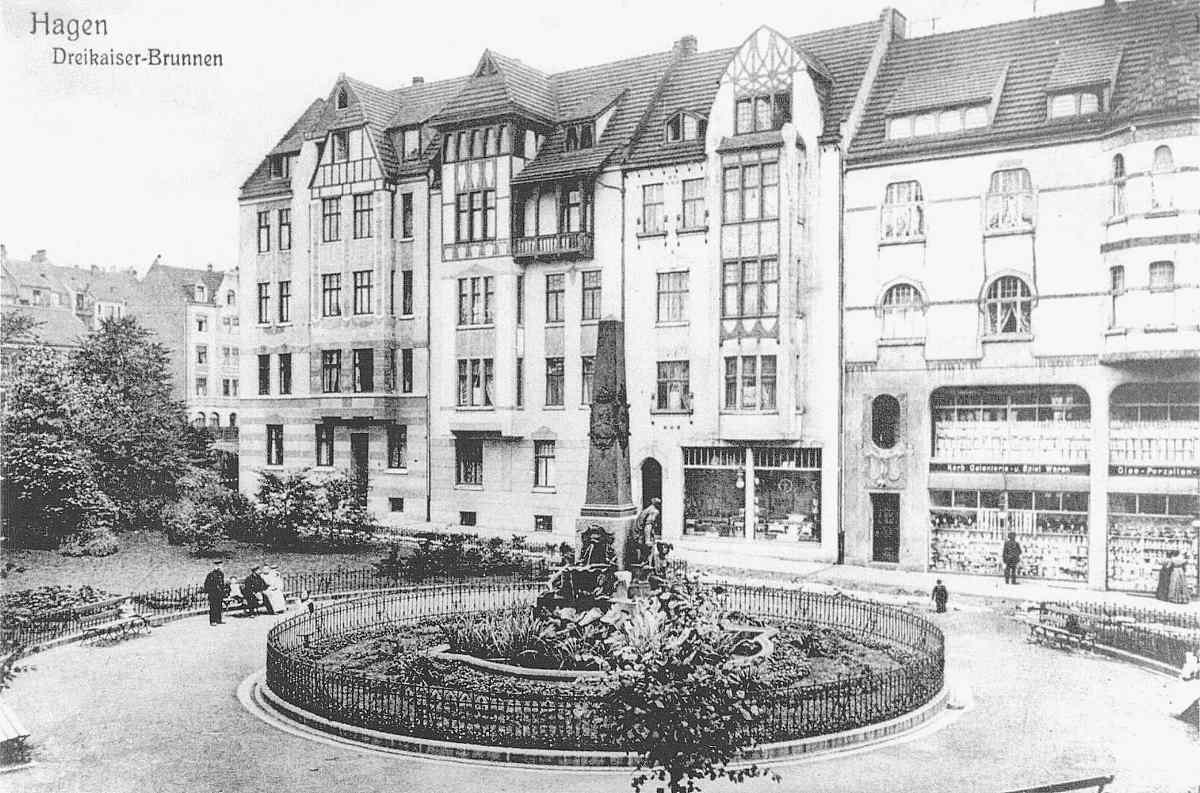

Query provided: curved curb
[241,669,953,768]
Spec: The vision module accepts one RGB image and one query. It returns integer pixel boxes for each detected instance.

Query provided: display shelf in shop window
[1106,516,1199,592]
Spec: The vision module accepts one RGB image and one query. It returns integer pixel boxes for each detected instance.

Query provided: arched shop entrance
[640,458,662,508]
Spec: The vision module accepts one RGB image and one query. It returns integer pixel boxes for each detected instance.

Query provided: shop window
[880,181,924,241]
[880,283,924,339]
[871,394,900,449]
[983,275,1033,336]
[929,488,1089,581]
[984,168,1035,232]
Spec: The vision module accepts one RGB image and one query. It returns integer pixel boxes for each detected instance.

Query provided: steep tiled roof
[240,99,325,200]
[623,19,881,169]
[429,50,557,127]
[388,77,471,129]
[2,257,138,304]
[849,0,1200,163]
[885,58,1007,115]
[140,263,226,305]
[4,305,89,349]
[513,50,674,185]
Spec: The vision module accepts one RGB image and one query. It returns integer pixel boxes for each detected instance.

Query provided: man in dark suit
[203,560,227,625]
[1002,533,1022,585]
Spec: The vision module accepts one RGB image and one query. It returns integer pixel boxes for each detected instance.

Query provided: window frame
[984,168,1036,233]
[321,197,341,242]
[641,183,665,234]
[880,181,925,241]
[278,208,292,251]
[257,354,270,395]
[352,348,374,393]
[545,357,565,407]
[266,424,284,466]
[387,424,407,469]
[352,270,373,315]
[656,360,690,411]
[321,349,342,394]
[256,282,270,325]
[277,280,291,323]
[257,211,271,253]
[545,273,565,324]
[722,354,777,411]
[656,271,689,323]
[580,270,602,321]
[721,258,779,319]
[455,438,484,486]
[320,273,342,317]
[352,193,373,239]
[278,352,292,395]
[315,424,334,467]
[681,178,706,229]
[983,275,1034,337]
[534,440,556,488]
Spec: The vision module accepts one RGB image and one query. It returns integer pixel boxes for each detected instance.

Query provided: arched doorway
[640,458,662,509]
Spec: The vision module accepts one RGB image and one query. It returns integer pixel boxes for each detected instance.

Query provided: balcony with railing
[511,231,594,262]
[511,179,594,263]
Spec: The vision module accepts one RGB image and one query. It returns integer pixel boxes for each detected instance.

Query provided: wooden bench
[0,700,30,767]
[79,601,151,644]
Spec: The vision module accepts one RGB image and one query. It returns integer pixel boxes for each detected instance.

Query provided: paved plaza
[4,585,1197,793]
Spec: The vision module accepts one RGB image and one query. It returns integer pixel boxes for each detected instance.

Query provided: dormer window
[887,104,988,140]
[268,154,291,180]
[336,88,349,109]
[665,112,707,143]
[1047,90,1101,119]
[401,127,421,160]
[734,92,790,135]
[564,122,594,152]
[195,284,207,302]
[333,130,348,162]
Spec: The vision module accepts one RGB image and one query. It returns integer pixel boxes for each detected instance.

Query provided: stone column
[744,447,755,540]
[577,319,637,567]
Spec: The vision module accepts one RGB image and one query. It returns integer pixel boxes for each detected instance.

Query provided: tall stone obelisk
[576,319,637,569]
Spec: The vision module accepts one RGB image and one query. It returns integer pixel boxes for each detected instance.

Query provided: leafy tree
[0,347,110,547]
[255,470,322,548]
[607,579,780,793]
[68,317,194,526]
[0,310,42,345]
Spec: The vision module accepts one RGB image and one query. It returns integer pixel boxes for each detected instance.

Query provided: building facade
[840,0,1200,591]
[237,0,1198,587]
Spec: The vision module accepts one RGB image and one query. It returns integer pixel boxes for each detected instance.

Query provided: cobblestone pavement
[4,598,1198,793]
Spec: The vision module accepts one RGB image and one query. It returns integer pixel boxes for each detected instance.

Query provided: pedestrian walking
[203,560,227,626]
[1002,532,1022,585]
[932,579,949,613]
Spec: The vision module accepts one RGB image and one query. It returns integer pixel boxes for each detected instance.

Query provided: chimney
[674,35,697,57]
[32,249,47,263]
[207,263,214,272]
[412,76,424,85]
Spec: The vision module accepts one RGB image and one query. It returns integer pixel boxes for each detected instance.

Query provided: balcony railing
[511,231,593,262]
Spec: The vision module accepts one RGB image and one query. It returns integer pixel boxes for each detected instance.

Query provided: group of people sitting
[232,564,286,616]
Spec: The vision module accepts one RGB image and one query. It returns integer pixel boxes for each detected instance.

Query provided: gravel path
[3,600,1197,793]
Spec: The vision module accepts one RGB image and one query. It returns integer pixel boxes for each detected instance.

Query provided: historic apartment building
[840,0,1199,592]
[237,0,1197,585]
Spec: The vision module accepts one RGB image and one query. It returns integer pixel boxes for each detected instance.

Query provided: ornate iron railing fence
[264,583,945,751]
[1040,601,1200,669]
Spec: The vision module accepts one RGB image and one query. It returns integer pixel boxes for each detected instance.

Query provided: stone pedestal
[575,514,637,572]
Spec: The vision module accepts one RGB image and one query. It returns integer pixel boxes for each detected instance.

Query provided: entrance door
[350,433,369,507]
[640,458,662,508]
[871,492,900,563]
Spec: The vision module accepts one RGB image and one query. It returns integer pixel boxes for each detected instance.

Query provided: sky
[0,0,1099,274]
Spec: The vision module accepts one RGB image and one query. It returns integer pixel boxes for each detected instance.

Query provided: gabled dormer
[664,110,707,144]
[308,76,387,196]
[1043,45,1122,121]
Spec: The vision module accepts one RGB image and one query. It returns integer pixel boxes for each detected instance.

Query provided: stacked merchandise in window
[1106,493,1200,592]
[929,490,1088,581]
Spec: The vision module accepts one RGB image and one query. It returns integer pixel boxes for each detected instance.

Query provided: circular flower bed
[265,581,944,753]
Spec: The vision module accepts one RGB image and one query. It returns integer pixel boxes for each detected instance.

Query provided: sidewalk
[676,547,1200,615]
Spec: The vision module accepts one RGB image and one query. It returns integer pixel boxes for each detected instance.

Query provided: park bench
[0,700,31,767]
[78,599,151,644]
[1001,774,1114,793]
[1025,605,1095,653]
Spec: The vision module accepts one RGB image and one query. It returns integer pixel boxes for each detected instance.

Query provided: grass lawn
[3,531,388,594]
